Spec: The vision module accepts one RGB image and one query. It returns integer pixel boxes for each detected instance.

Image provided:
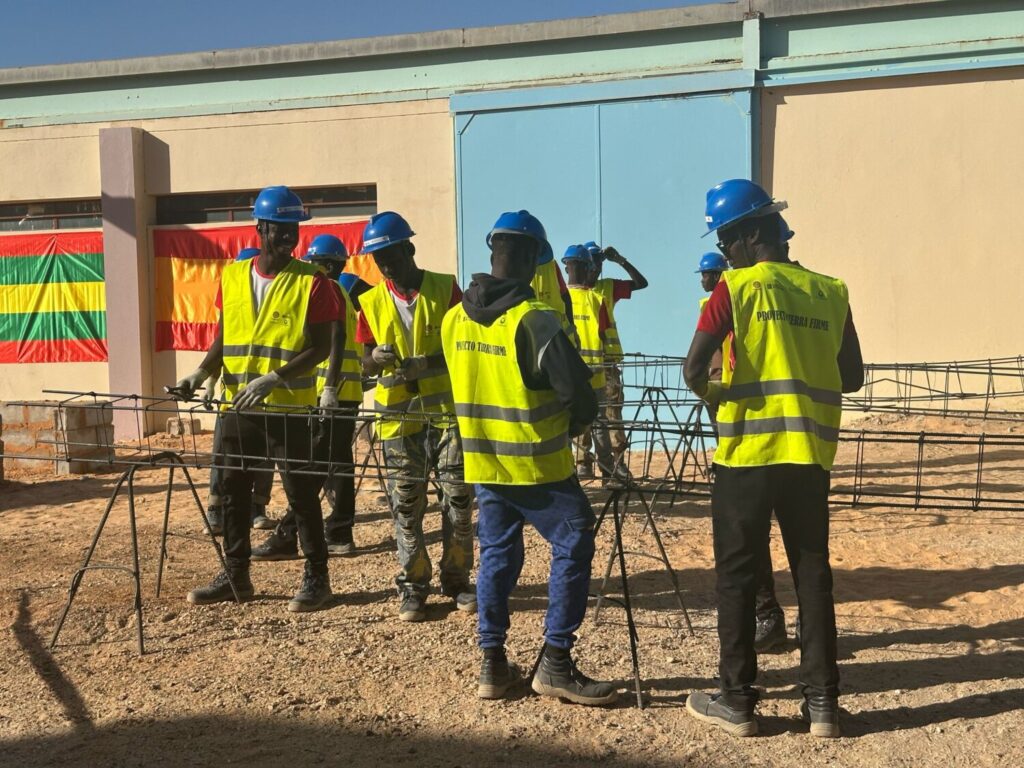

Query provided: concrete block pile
[0,401,114,476]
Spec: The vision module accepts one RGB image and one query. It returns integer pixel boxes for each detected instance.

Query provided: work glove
[170,367,211,401]
[232,370,283,410]
[201,374,219,410]
[699,381,724,409]
[319,386,338,410]
[398,355,429,381]
[371,344,397,367]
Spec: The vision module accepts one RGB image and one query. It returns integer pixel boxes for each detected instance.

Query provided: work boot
[576,459,595,480]
[250,504,275,530]
[600,464,632,490]
[444,585,477,613]
[531,645,618,706]
[187,569,254,605]
[686,692,758,737]
[250,529,300,561]
[287,562,332,613]
[800,696,841,738]
[398,594,427,622]
[327,526,357,556]
[478,647,521,700]
[754,612,787,653]
[204,505,224,536]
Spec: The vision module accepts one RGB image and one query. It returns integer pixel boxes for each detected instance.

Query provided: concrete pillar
[99,127,155,438]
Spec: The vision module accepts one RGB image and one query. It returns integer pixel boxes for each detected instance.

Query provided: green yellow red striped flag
[0,232,107,363]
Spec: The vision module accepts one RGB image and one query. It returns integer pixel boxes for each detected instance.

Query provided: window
[0,199,102,231]
[155,185,377,225]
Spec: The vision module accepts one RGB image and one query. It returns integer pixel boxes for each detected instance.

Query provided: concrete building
[0,0,1021,436]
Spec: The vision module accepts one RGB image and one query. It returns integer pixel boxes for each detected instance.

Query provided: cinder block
[167,417,201,436]
[3,456,51,473]
[56,457,111,475]
[25,402,59,427]
[2,430,36,451]
[0,403,25,426]
[60,404,113,431]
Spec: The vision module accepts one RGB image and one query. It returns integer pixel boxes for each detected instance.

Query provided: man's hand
[398,355,429,381]
[319,386,338,410]
[233,370,283,410]
[170,368,210,401]
[371,344,398,367]
[201,375,219,409]
[601,246,626,266]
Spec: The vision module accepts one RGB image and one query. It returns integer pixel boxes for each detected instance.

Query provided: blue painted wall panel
[456,87,752,361]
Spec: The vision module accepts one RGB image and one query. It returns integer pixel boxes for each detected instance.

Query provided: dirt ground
[1,413,1022,767]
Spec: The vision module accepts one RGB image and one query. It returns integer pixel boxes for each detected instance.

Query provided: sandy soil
[1,414,1022,767]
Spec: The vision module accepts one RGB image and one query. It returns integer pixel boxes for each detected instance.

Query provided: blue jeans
[475,478,596,650]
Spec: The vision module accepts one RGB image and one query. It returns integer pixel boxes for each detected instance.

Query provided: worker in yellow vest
[563,246,625,485]
[683,179,863,739]
[523,226,574,339]
[442,209,617,706]
[171,186,338,613]
[251,233,365,561]
[355,211,474,623]
[583,241,648,465]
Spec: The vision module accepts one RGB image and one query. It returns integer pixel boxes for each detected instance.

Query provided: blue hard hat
[252,185,311,223]
[780,216,795,242]
[702,179,786,237]
[695,252,728,273]
[487,210,554,264]
[583,241,602,261]
[561,244,592,265]
[338,273,360,293]
[236,247,260,261]
[361,211,415,254]
[304,233,348,262]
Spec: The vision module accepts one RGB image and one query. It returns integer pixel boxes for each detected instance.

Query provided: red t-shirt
[610,279,633,302]
[214,261,340,324]
[355,279,463,345]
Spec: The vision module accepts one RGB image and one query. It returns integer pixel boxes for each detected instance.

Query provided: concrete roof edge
[0,0,960,86]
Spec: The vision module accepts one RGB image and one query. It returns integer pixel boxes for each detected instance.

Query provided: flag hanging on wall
[153,221,374,352]
[0,232,107,363]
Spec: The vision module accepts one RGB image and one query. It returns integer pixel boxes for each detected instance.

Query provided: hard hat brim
[701,200,788,238]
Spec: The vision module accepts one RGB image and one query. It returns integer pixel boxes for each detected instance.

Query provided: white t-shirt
[250,260,275,315]
[388,284,416,348]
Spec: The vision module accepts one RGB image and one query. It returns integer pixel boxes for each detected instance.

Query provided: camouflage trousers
[576,365,628,474]
[382,424,474,598]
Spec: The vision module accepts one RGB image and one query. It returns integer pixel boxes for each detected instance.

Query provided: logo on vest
[269,311,293,327]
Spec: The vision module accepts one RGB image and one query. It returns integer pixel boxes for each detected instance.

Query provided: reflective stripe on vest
[594,278,623,362]
[315,282,364,403]
[361,271,455,439]
[220,258,318,410]
[442,298,574,485]
[714,261,849,469]
[567,286,607,391]
[530,261,573,336]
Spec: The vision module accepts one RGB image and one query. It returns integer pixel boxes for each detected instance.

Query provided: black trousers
[712,463,839,709]
[219,411,327,571]
[277,403,358,543]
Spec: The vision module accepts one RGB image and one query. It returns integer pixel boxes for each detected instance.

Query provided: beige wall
[761,68,1024,363]
[0,362,108,402]
[0,98,455,405]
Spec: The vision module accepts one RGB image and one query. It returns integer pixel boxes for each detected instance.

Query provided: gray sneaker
[251,531,300,561]
[287,564,332,613]
[204,506,224,536]
[686,692,758,737]
[187,570,253,605]
[250,505,276,530]
[398,594,427,622]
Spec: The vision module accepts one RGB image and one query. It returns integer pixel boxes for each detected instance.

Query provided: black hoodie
[461,273,598,436]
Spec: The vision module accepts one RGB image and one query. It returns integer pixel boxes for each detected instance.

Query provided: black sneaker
[327,526,357,556]
[754,612,787,653]
[204,506,224,536]
[187,570,254,605]
[576,462,595,480]
[251,531,300,561]
[443,584,477,613]
[250,505,275,530]
[398,594,426,622]
[686,691,758,737]
[287,563,332,613]
[478,647,521,700]
[531,645,618,706]
[800,696,841,738]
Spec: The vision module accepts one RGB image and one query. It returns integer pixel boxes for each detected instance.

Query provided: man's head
[304,233,348,280]
[561,244,592,285]
[252,186,311,269]
[486,210,551,284]
[361,211,417,285]
[703,179,788,269]
[582,241,602,286]
[715,213,785,269]
[696,252,728,292]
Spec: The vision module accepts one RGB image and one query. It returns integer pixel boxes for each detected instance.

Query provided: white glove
[399,355,429,381]
[201,375,219,408]
[171,367,210,401]
[371,344,397,367]
[232,370,283,410]
[319,386,338,410]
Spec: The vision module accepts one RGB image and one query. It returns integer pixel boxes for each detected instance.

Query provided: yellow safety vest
[361,271,455,439]
[568,286,606,391]
[715,261,849,469]
[316,281,363,403]
[442,299,573,485]
[593,278,623,362]
[698,295,733,385]
[531,261,573,336]
[221,258,319,410]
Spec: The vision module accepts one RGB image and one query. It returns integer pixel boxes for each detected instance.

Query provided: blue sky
[0,0,726,68]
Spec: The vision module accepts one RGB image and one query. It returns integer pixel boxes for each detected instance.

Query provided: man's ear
[405,242,416,259]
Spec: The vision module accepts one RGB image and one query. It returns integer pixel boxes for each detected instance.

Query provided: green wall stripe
[0,309,106,342]
[0,252,105,286]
